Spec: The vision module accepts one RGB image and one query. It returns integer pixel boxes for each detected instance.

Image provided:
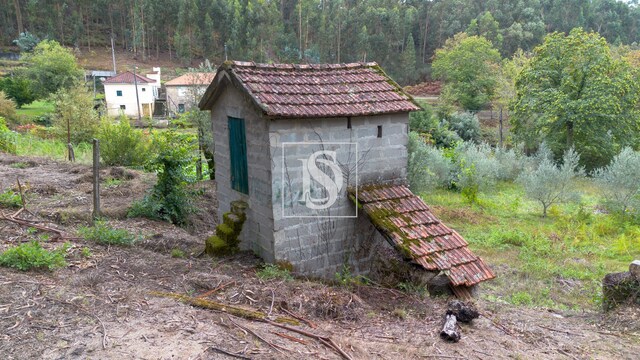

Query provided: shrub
[0,91,18,124]
[593,147,640,215]
[518,147,584,217]
[447,112,481,143]
[409,103,461,148]
[494,147,525,181]
[452,142,499,203]
[0,241,68,271]
[128,131,197,225]
[78,221,137,246]
[98,117,150,166]
[257,263,294,281]
[0,117,17,154]
[407,132,452,193]
[0,189,22,208]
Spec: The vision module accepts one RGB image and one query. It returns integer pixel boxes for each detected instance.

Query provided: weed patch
[256,263,293,281]
[0,241,68,271]
[78,221,137,246]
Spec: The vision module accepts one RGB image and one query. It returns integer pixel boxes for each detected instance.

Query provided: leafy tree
[511,28,640,171]
[98,117,150,166]
[494,49,530,148]
[0,77,36,108]
[407,132,452,193]
[21,40,83,99]
[12,31,40,52]
[466,11,502,48]
[448,112,481,143]
[593,147,640,215]
[432,33,501,111]
[518,147,584,217]
[51,85,100,144]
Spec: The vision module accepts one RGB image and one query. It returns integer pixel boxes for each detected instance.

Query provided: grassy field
[420,181,639,310]
[16,101,54,119]
[12,133,92,163]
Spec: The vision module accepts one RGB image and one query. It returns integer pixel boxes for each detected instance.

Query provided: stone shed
[199,61,494,293]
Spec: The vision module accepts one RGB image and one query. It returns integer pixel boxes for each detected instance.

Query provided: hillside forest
[1,0,640,83]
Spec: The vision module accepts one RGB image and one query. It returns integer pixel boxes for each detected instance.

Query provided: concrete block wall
[269,114,409,277]
[209,85,275,261]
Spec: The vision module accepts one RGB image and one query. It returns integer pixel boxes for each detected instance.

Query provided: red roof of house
[103,71,156,84]
[199,61,421,118]
[351,184,495,288]
[165,72,215,86]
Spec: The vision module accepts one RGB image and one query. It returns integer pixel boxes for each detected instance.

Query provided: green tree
[511,28,640,170]
[432,33,501,111]
[21,40,83,99]
[52,85,100,144]
[466,11,502,48]
[0,77,36,108]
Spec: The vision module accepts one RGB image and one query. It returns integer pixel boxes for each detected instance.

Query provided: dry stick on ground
[265,319,353,360]
[207,346,252,360]
[228,316,290,354]
[0,212,79,240]
[279,307,317,328]
[196,281,236,299]
[271,331,308,345]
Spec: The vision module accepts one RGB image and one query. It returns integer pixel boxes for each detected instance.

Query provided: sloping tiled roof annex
[165,72,216,86]
[103,71,155,84]
[352,184,495,287]
[199,61,421,118]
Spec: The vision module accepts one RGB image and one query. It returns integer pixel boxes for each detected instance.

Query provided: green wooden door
[228,117,249,194]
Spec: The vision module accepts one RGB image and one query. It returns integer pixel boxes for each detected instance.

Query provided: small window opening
[116,90,123,96]
[347,117,352,129]
[120,105,126,110]
[377,125,382,138]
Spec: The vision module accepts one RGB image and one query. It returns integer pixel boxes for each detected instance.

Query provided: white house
[165,72,215,116]
[103,67,161,118]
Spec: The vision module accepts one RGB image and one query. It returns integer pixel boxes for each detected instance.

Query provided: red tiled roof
[199,61,421,118]
[103,71,155,84]
[165,72,215,86]
[351,184,495,287]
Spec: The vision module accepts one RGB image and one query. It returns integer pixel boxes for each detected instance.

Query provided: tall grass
[12,133,92,163]
[421,181,640,310]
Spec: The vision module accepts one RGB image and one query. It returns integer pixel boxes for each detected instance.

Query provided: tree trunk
[13,0,23,35]
[566,121,574,149]
[499,106,504,148]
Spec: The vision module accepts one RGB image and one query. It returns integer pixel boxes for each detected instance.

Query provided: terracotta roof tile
[165,72,215,86]
[103,71,155,84]
[351,184,495,287]
[219,61,421,118]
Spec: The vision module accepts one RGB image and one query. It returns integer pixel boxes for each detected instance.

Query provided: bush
[593,147,640,215]
[257,263,294,281]
[0,241,67,271]
[128,131,197,225]
[98,117,150,166]
[407,132,452,193]
[0,117,17,154]
[494,147,525,181]
[518,147,584,217]
[447,112,481,143]
[452,142,499,203]
[0,189,22,208]
[409,102,460,148]
[78,220,137,246]
[0,91,18,124]
[0,77,36,108]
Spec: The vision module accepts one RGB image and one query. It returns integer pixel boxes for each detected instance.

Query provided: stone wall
[269,114,409,277]
[208,85,275,262]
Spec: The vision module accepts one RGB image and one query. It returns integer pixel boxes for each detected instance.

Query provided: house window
[120,105,126,110]
[228,117,249,194]
[178,104,185,113]
[116,90,123,96]
[377,125,382,138]
[141,87,146,92]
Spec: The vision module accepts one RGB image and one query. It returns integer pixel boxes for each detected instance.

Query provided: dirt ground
[0,154,639,360]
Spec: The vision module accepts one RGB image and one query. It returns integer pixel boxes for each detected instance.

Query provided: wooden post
[92,139,101,221]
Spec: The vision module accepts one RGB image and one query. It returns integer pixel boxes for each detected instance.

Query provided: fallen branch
[207,346,252,360]
[150,292,299,325]
[0,212,78,240]
[228,316,289,354]
[196,281,235,299]
[440,313,461,342]
[279,307,317,328]
[265,319,353,360]
[271,331,308,345]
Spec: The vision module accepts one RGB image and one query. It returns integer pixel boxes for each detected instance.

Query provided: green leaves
[511,28,640,170]
[433,33,502,111]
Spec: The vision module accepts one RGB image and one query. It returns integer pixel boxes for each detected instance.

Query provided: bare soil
[1,154,639,359]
